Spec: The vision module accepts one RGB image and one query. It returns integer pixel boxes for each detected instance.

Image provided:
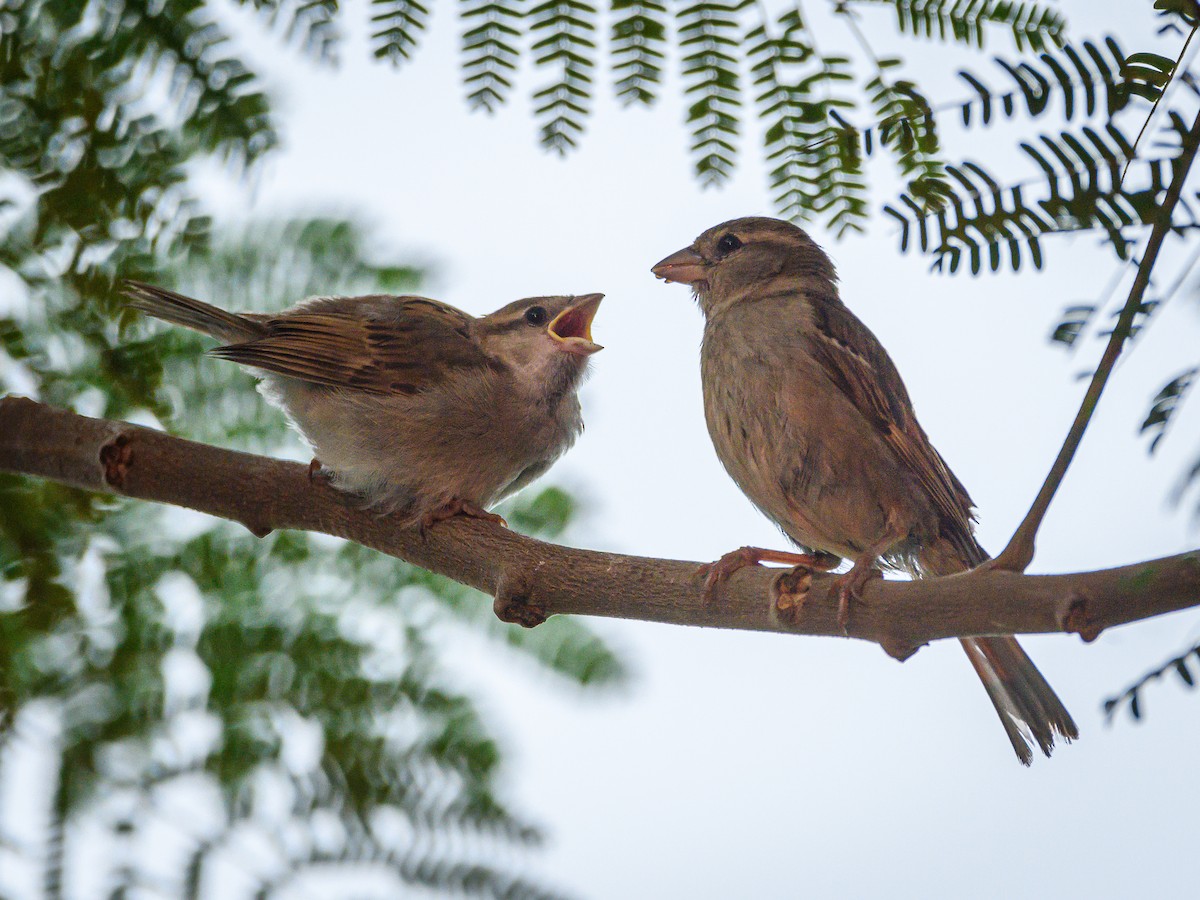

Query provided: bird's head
[651,217,837,317]
[476,293,604,386]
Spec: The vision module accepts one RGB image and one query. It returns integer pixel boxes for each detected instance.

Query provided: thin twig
[1120,24,1198,189]
[991,104,1200,572]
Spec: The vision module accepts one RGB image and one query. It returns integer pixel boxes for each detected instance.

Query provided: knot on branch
[1060,592,1104,643]
[879,636,925,662]
[494,570,547,628]
[99,433,133,488]
[771,566,813,624]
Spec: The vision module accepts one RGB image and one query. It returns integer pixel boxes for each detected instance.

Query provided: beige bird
[651,216,1076,765]
[124,281,602,526]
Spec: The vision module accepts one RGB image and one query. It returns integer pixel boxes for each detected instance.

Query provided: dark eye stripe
[489,318,531,334]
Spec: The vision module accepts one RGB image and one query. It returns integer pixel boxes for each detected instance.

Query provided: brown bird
[125,281,603,526]
[651,216,1077,765]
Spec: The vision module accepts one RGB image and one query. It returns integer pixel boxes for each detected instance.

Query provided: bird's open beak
[549,294,604,356]
[651,247,707,286]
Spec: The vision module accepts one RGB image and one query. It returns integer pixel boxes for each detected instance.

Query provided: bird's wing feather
[211,297,492,394]
[804,298,977,539]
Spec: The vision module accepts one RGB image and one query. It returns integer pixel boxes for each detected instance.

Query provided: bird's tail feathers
[123,280,265,344]
[919,536,1078,765]
[959,635,1078,765]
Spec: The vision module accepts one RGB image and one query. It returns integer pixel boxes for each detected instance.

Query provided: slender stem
[835,0,880,67]
[1120,25,1197,189]
[991,104,1200,572]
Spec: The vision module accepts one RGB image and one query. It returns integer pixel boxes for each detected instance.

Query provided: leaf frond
[530,0,598,154]
[852,0,1067,52]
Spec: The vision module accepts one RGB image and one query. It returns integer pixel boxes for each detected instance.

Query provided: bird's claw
[457,500,507,528]
[421,498,508,533]
[697,546,762,601]
[698,546,838,604]
[832,564,883,633]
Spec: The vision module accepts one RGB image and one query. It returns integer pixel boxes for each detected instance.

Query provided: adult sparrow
[124,281,602,526]
[652,217,1076,765]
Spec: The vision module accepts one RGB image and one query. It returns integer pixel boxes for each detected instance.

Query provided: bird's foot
[698,546,837,602]
[831,559,884,633]
[421,498,508,532]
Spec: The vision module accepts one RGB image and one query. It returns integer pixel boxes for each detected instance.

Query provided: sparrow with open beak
[125,281,603,526]
[652,216,1076,765]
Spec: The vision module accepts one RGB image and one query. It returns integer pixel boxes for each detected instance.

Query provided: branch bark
[3,395,1199,656]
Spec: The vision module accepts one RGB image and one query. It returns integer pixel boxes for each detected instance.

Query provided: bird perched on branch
[651,216,1076,764]
[124,281,603,527]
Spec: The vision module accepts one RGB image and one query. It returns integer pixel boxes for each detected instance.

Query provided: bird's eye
[716,233,742,255]
[524,306,548,326]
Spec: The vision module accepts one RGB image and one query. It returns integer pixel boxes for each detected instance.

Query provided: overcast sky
[181,1,1200,896]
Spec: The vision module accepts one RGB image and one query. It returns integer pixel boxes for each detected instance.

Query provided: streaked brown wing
[804,298,977,536]
[212,296,491,395]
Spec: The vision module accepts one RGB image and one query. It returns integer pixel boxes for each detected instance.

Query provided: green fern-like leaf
[1049,303,1096,348]
[679,0,747,187]
[123,0,278,167]
[1155,0,1200,34]
[529,0,598,154]
[884,114,1200,273]
[1141,367,1197,454]
[233,0,340,62]
[749,9,865,233]
[863,57,949,211]
[1119,50,1178,104]
[611,0,667,106]
[370,0,431,66]
[854,0,1067,52]
[957,37,1165,128]
[461,0,525,112]
[1105,642,1200,723]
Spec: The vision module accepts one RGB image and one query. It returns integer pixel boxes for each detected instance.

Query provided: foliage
[371,0,431,66]
[8,1,1188,267]
[750,8,866,235]
[884,37,1177,273]
[292,0,1200,510]
[1141,366,1198,454]
[0,218,623,896]
[611,0,666,107]
[25,0,1038,240]
[1104,640,1200,723]
[4,2,1200,888]
[328,0,1175,266]
[0,3,622,888]
[858,0,1066,51]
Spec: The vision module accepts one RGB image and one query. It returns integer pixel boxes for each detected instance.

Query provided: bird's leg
[421,498,508,532]
[832,517,907,631]
[832,554,884,631]
[699,546,838,603]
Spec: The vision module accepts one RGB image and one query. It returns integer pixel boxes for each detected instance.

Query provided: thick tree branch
[3,395,1199,656]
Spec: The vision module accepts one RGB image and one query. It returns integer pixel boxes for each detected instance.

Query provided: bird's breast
[700,329,794,505]
[699,315,880,557]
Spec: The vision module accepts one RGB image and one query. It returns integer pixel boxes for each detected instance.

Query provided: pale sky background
[36,0,1200,896]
